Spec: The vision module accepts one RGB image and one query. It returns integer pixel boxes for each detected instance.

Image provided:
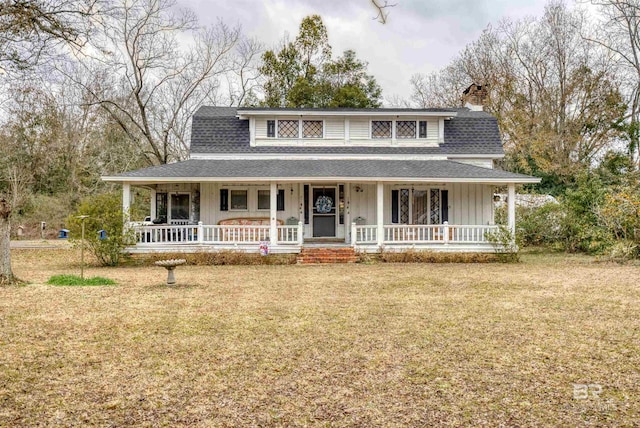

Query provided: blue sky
[179,0,550,100]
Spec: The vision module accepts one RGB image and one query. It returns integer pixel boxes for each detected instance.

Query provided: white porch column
[150,188,157,220]
[376,181,384,247]
[122,183,131,223]
[344,183,351,243]
[270,181,278,246]
[507,183,516,236]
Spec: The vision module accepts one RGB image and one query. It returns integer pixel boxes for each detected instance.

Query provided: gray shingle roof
[189,106,504,156]
[107,159,538,182]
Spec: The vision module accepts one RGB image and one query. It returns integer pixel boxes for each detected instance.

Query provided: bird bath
[155,259,187,285]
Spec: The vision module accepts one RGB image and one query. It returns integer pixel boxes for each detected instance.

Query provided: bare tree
[585,0,640,165]
[62,0,240,165]
[0,0,98,73]
[225,36,263,107]
[370,0,397,24]
[0,197,14,284]
[409,1,626,186]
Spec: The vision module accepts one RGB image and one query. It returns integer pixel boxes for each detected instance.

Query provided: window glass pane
[156,193,167,223]
[303,120,323,138]
[257,190,270,210]
[430,189,441,224]
[278,120,298,138]
[171,194,189,220]
[412,190,429,225]
[230,190,248,210]
[371,120,391,138]
[397,121,416,138]
[419,121,427,138]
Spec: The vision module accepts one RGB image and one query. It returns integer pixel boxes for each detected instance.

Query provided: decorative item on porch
[259,241,270,256]
[315,194,333,213]
[155,259,186,285]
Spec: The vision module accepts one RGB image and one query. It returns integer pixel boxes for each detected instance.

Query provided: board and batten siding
[450,183,494,225]
[200,182,300,225]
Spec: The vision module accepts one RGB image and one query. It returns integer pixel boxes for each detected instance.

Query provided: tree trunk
[0,198,15,284]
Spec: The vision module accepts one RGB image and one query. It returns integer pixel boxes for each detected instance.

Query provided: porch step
[296,247,357,264]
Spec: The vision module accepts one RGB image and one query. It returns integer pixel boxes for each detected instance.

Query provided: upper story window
[397,121,416,139]
[303,120,323,138]
[371,120,392,138]
[419,121,427,138]
[277,120,298,138]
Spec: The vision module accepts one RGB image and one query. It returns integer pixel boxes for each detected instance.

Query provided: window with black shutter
[267,120,275,137]
[304,185,309,224]
[441,190,449,223]
[419,121,427,138]
[391,190,399,223]
[220,189,228,211]
[277,189,285,211]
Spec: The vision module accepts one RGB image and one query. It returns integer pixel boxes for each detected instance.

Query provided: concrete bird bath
[155,259,186,285]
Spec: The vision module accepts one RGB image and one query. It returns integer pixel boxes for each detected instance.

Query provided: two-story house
[103,85,540,254]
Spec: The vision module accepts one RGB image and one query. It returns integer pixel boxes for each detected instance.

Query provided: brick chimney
[461,83,488,111]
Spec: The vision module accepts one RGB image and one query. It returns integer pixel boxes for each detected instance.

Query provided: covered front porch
[119,179,519,254]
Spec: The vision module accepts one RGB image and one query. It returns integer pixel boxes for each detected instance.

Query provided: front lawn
[1,249,638,426]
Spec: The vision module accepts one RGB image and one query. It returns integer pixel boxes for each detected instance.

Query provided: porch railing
[131,222,304,245]
[352,223,500,245]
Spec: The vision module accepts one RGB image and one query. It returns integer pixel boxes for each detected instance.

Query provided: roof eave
[102,175,541,184]
[236,110,458,119]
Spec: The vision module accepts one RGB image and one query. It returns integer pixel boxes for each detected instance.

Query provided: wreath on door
[315,195,333,213]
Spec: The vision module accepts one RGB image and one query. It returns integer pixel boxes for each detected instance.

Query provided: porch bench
[217,217,283,242]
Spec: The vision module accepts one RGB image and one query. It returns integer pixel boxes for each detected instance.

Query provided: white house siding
[199,182,300,225]
[451,158,494,169]
[325,118,344,139]
[198,181,493,227]
[450,183,494,225]
[348,183,378,224]
[348,119,370,140]
[254,116,440,146]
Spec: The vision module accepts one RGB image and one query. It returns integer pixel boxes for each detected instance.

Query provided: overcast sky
[179,0,550,100]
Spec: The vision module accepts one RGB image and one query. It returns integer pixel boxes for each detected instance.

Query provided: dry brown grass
[1,249,639,426]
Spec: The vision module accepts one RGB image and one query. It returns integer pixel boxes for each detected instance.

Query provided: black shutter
[267,120,275,137]
[304,185,309,224]
[220,189,228,211]
[441,190,449,223]
[391,190,399,223]
[277,189,285,211]
[419,121,427,138]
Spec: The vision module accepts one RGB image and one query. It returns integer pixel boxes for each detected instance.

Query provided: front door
[312,187,336,237]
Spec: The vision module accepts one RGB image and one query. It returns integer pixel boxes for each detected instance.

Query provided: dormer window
[396,121,416,139]
[371,120,392,138]
[303,120,323,138]
[277,120,298,138]
[419,121,427,138]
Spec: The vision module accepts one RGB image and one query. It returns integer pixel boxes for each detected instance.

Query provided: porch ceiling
[103,159,540,184]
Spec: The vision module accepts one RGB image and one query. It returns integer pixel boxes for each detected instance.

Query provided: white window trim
[229,189,249,211]
[417,120,428,139]
[396,120,418,140]
[168,192,192,223]
[301,119,325,139]
[276,119,299,139]
[370,119,392,139]
[256,187,271,211]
